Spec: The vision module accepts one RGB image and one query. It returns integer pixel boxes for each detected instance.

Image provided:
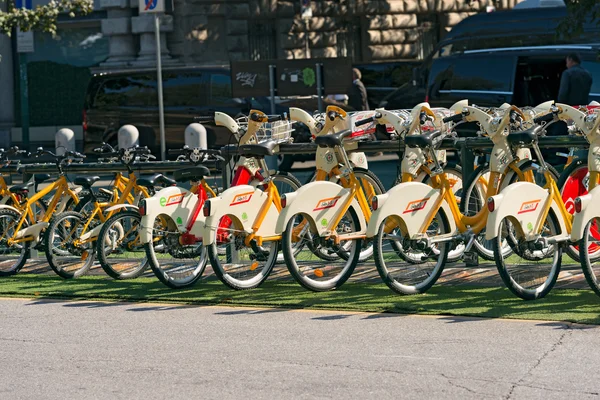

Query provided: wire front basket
[235,116,295,144]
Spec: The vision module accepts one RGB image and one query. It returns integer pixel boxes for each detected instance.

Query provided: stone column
[99,0,137,67]
[132,13,177,66]
[0,0,14,147]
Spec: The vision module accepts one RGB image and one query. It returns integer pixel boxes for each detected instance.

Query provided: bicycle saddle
[404,130,443,149]
[137,174,177,188]
[314,130,353,148]
[74,175,100,188]
[9,184,30,193]
[34,174,51,184]
[237,140,279,158]
[173,166,211,183]
[507,126,543,146]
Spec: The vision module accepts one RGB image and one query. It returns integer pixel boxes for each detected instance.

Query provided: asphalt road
[1,298,599,399]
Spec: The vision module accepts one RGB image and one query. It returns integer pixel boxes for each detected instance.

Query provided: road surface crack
[440,373,480,395]
[505,323,573,399]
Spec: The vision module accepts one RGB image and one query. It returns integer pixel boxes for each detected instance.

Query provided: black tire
[557,159,600,262]
[282,207,361,292]
[0,209,30,276]
[373,209,450,295]
[579,217,600,297]
[460,162,559,261]
[44,211,94,279]
[146,215,208,289]
[305,168,385,262]
[493,211,562,300]
[208,172,302,290]
[96,210,149,280]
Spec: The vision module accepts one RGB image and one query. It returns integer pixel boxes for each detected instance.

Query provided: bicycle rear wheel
[97,210,149,279]
[145,215,207,289]
[44,211,95,279]
[282,207,361,292]
[0,209,30,276]
[493,211,561,300]
[558,159,600,262]
[580,217,600,297]
[373,210,450,295]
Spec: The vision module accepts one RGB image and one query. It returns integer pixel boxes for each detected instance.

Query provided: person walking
[348,68,369,111]
[557,53,593,105]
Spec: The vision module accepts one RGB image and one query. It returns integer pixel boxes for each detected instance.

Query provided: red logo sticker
[314,196,341,211]
[165,193,185,206]
[230,191,254,206]
[518,199,541,214]
[403,198,430,214]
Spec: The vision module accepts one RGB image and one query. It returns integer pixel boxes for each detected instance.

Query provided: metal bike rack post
[184,123,207,150]
[55,128,75,156]
[118,125,140,149]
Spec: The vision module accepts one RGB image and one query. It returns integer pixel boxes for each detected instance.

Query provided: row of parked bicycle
[1,99,600,302]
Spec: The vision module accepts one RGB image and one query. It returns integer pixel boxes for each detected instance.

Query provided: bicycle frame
[5,175,79,244]
[366,102,539,241]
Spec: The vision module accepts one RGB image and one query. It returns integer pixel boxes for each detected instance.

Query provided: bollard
[55,128,75,156]
[118,125,140,149]
[185,123,208,149]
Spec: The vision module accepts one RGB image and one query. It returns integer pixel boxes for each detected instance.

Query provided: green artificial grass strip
[1,275,600,324]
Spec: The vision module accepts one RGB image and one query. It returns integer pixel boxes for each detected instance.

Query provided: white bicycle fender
[571,186,600,241]
[485,182,567,241]
[349,152,368,169]
[139,186,197,244]
[202,185,278,245]
[366,182,456,239]
[275,181,366,236]
[0,204,21,214]
[105,204,139,213]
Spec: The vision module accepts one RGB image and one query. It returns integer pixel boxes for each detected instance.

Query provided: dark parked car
[381,6,600,111]
[84,66,252,156]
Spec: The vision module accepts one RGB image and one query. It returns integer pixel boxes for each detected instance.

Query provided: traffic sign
[139,0,173,13]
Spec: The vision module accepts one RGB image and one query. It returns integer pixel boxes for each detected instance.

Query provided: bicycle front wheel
[0,209,30,276]
[493,211,562,300]
[579,217,600,297]
[44,211,95,279]
[373,210,450,295]
[145,215,207,289]
[282,207,361,292]
[97,210,149,280]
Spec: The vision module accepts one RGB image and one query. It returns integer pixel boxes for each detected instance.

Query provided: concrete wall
[94,0,522,71]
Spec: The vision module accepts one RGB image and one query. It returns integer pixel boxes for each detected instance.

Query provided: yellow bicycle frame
[7,175,79,244]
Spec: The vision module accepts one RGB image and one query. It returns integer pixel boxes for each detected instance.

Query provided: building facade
[2,0,521,148]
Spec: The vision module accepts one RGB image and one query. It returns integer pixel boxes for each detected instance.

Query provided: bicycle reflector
[487,197,495,212]
[371,196,379,211]
[281,194,287,209]
[203,200,211,217]
[575,197,582,213]
[138,199,147,216]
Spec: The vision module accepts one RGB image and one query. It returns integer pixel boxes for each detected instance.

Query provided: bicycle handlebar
[355,112,382,127]
[443,113,464,123]
[533,113,555,124]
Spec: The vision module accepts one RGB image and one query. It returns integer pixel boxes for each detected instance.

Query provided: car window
[451,56,515,92]
[428,59,453,93]
[210,73,235,106]
[163,71,207,107]
[94,76,157,108]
